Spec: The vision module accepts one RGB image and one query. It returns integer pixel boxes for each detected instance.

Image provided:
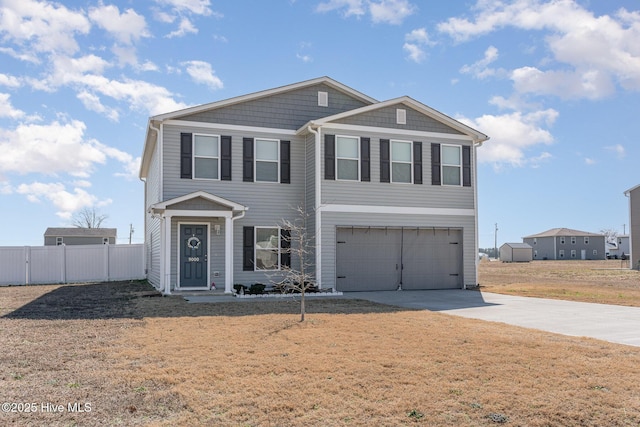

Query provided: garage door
[336,227,462,291]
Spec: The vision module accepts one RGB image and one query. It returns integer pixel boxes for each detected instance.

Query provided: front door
[180,224,208,288]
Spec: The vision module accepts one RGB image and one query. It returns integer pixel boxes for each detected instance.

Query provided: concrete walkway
[341,290,640,347]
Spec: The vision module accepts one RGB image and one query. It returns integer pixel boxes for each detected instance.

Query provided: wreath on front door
[187,236,201,250]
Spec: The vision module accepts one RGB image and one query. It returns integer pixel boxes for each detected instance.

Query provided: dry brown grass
[479,259,640,306]
[0,266,639,426]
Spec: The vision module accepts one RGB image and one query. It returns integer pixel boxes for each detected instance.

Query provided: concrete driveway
[342,290,640,347]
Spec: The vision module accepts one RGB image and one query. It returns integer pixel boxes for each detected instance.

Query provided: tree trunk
[300,289,306,322]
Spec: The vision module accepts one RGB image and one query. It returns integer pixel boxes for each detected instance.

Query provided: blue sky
[0,0,638,248]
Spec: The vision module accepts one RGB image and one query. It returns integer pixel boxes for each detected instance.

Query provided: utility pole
[129,224,134,244]
[494,223,498,260]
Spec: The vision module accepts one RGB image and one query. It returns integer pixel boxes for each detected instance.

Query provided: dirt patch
[479,259,640,306]
[1,275,639,426]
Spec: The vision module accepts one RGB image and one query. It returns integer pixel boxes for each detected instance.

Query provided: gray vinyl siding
[631,187,640,269]
[319,211,477,290]
[334,104,464,135]
[44,236,114,245]
[320,129,474,209]
[145,139,162,287]
[524,236,606,260]
[175,84,370,130]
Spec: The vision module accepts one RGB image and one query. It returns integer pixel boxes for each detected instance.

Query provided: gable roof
[149,191,247,212]
[523,228,604,238]
[300,96,489,143]
[501,242,532,249]
[44,228,117,237]
[150,76,377,122]
[624,184,640,195]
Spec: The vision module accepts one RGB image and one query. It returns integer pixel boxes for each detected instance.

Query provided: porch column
[225,215,233,293]
[163,213,172,294]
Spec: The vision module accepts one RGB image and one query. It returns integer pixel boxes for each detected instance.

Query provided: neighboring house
[606,235,629,259]
[500,243,533,262]
[139,77,489,294]
[523,228,605,260]
[625,184,640,269]
[44,228,117,246]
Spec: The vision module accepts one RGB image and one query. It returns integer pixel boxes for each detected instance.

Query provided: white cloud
[88,4,150,45]
[459,108,559,168]
[403,28,433,63]
[316,0,415,24]
[0,119,142,179]
[166,17,198,38]
[76,91,120,122]
[0,93,25,119]
[155,0,216,16]
[181,60,224,91]
[605,144,626,159]
[438,0,640,98]
[0,73,21,88]
[0,0,90,56]
[460,45,506,79]
[16,181,111,219]
[584,157,596,165]
[370,0,416,25]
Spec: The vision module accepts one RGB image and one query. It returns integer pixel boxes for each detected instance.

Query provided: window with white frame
[571,236,576,245]
[559,249,565,258]
[56,237,63,246]
[584,236,589,244]
[533,238,537,245]
[103,237,109,245]
[391,140,412,183]
[255,227,281,270]
[193,134,220,179]
[441,144,462,185]
[593,249,598,256]
[571,249,577,258]
[255,139,279,182]
[560,237,566,244]
[336,136,359,180]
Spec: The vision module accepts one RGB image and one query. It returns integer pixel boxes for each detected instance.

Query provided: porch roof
[149,191,248,214]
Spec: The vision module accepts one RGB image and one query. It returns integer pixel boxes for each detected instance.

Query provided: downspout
[307,125,322,289]
[145,122,161,287]
[229,208,247,292]
[472,137,487,289]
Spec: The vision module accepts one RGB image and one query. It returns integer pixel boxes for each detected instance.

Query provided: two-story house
[139,77,489,294]
[523,228,606,260]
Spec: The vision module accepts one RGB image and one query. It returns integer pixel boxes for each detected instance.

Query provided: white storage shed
[500,243,533,262]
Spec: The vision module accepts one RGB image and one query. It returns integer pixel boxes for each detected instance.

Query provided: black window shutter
[280,140,290,184]
[361,137,370,182]
[280,229,291,268]
[431,143,441,186]
[221,135,232,181]
[324,134,335,180]
[180,133,192,179]
[243,227,254,271]
[243,137,254,182]
[462,145,472,187]
[413,141,422,184]
[380,139,390,183]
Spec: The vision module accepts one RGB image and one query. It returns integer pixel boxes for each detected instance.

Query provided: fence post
[24,246,30,285]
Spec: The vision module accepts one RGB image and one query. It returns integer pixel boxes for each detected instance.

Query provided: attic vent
[396,108,406,125]
[318,91,328,107]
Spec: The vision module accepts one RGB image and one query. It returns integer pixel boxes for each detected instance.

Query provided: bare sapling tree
[275,205,317,322]
[72,207,109,228]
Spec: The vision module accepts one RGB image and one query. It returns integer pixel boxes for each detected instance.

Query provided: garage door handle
[450,273,459,276]
[337,276,346,279]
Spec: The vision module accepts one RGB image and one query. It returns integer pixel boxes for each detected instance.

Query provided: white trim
[163,209,233,218]
[390,139,413,184]
[320,204,475,217]
[164,119,297,136]
[224,216,233,293]
[193,133,221,180]
[396,108,406,125]
[151,190,246,211]
[441,144,463,187]
[255,138,280,183]
[335,135,360,181]
[305,122,477,141]
[177,222,210,290]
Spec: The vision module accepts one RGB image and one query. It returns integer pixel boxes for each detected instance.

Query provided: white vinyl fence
[0,244,145,285]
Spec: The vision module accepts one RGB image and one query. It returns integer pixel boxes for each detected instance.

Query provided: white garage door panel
[336,227,463,291]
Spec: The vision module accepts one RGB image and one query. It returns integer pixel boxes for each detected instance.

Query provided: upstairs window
[571,236,577,245]
[56,237,63,246]
[560,237,566,244]
[336,136,360,180]
[442,144,462,186]
[255,139,279,182]
[391,140,412,183]
[584,237,589,244]
[193,134,220,180]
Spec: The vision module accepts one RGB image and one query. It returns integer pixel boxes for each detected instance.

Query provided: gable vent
[318,91,328,107]
[396,108,407,125]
